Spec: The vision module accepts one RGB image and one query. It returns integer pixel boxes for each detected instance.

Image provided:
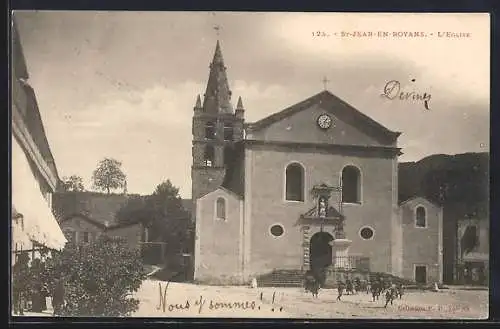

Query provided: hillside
[398,152,489,216]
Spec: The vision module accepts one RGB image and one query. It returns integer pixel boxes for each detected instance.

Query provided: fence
[330,256,371,272]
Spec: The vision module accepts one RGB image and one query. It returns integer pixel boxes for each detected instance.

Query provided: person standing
[51,278,65,316]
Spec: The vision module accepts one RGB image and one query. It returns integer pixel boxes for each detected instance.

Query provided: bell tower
[191,40,244,213]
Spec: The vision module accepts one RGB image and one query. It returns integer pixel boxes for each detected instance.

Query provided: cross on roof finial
[322,76,330,90]
[214,24,222,37]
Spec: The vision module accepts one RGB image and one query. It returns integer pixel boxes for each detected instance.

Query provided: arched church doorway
[309,232,334,273]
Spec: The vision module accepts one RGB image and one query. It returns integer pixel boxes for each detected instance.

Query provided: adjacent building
[446,201,489,285]
[399,152,489,285]
[53,191,144,249]
[11,20,67,264]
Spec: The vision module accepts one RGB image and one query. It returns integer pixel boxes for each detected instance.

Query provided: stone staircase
[257,269,305,287]
[256,268,416,288]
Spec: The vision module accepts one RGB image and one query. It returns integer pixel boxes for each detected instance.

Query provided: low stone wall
[193,274,247,286]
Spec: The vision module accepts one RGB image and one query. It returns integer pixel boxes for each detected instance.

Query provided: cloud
[42,82,204,196]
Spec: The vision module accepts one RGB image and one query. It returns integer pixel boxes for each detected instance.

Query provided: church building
[192,40,443,286]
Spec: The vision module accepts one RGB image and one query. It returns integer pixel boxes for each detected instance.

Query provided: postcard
[11,11,489,320]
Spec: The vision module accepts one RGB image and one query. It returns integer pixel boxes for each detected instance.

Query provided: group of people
[304,271,405,308]
[337,277,405,307]
[12,254,66,316]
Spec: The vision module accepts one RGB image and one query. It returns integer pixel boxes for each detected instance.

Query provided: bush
[46,236,146,316]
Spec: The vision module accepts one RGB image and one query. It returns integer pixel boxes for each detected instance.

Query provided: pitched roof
[60,213,108,230]
[398,196,440,208]
[246,90,401,143]
[60,212,142,231]
[53,191,130,227]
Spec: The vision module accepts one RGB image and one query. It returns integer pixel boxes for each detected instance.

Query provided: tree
[117,180,187,239]
[91,158,126,194]
[44,236,145,316]
[116,180,192,265]
[62,175,85,192]
[149,180,185,220]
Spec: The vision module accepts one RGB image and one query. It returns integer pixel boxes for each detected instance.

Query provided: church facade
[192,41,443,285]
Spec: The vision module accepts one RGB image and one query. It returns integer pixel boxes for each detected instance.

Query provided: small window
[205,122,216,140]
[83,232,89,243]
[223,123,234,141]
[415,265,427,284]
[270,224,284,237]
[415,206,426,228]
[359,227,374,240]
[216,198,226,220]
[204,145,215,167]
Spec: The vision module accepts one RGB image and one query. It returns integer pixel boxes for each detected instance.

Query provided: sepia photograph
[10,11,489,319]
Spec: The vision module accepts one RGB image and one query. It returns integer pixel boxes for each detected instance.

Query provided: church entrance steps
[257,269,305,288]
[256,268,416,289]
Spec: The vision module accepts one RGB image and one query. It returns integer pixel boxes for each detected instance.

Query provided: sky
[13,11,490,198]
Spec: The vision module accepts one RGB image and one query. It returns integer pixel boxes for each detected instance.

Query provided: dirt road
[133,280,488,319]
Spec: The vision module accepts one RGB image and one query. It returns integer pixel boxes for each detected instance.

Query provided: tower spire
[212,40,224,65]
[195,94,202,108]
[236,96,244,110]
[235,96,245,119]
[202,40,233,114]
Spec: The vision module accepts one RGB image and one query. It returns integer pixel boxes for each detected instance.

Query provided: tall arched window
[216,197,226,220]
[341,165,361,203]
[204,145,215,167]
[285,163,304,201]
[415,206,426,228]
[205,121,215,140]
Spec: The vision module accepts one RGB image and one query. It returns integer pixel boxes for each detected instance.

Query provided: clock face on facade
[317,114,332,129]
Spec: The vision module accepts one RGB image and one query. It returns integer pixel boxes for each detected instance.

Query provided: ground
[132,280,489,319]
[11,280,488,319]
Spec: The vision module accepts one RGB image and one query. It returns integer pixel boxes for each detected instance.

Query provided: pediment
[246,91,400,147]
